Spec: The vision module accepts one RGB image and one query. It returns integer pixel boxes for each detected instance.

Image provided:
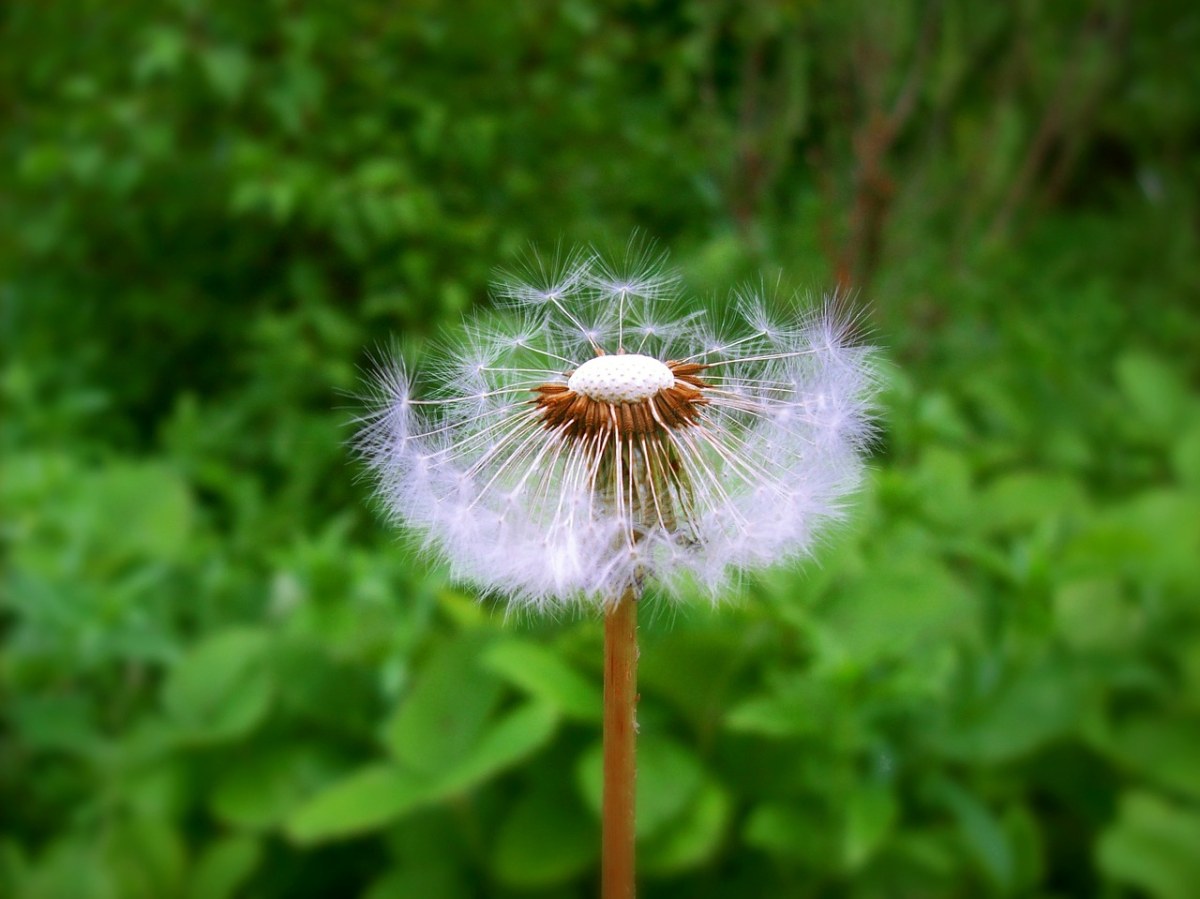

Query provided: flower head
[357,245,877,610]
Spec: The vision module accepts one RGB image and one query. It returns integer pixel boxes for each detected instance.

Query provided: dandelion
[358,247,876,609]
[356,242,878,899]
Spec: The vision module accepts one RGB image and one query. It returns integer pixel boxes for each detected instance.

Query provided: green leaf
[1116,352,1191,436]
[1098,791,1200,899]
[1053,579,1132,651]
[433,701,559,798]
[284,765,434,845]
[1094,716,1200,801]
[1123,491,1200,588]
[641,779,731,876]
[637,626,750,728]
[976,471,1086,533]
[382,634,503,774]
[490,780,597,888]
[910,445,974,526]
[200,47,251,103]
[286,703,557,845]
[161,629,272,743]
[14,836,119,899]
[816,557,975,669]
[120,758,189,822]
[368,809,473,899]
[1172,422,1200,489]
[84,463,193,566]
[8,694,100,756]
[482,639,602,721]
[724,674,856,745]
[273,641,376,732]
[577,735,704,839]
[1184,636,1200,709]
[933,660,1088,763]
[135,26,187,82]
[364,866,471,899]
[106,817,187,899]
[843,781,898,870]
[743,801,836,866]
[211,745,340,830]
[927,777,1014,892]
[1004,804,1045,894]
[1064,490,1200,589]
[915,396,973,447]
[187,836,261,899]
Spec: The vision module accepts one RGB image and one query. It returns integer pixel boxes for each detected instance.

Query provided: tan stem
[602,586,639,899]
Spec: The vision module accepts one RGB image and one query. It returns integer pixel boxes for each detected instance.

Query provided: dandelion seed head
[567,354,675,404]
[357,243,879,611]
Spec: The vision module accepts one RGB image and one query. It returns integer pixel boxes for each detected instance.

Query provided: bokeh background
[3,2,1199,897]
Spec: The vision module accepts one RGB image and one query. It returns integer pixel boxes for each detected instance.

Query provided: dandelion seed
[356,245,879,611]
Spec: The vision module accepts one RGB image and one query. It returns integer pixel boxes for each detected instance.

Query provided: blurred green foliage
[2,1,1199,897]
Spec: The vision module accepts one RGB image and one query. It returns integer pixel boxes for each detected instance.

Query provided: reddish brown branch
[836,0,941,290]
[988,2,1126,239]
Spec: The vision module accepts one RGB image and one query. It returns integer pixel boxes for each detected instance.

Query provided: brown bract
[533,360,710,441]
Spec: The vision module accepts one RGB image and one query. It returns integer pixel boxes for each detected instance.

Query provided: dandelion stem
[602,585,639,899]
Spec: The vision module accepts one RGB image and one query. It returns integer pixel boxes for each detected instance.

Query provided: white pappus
[356,245,879,611]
